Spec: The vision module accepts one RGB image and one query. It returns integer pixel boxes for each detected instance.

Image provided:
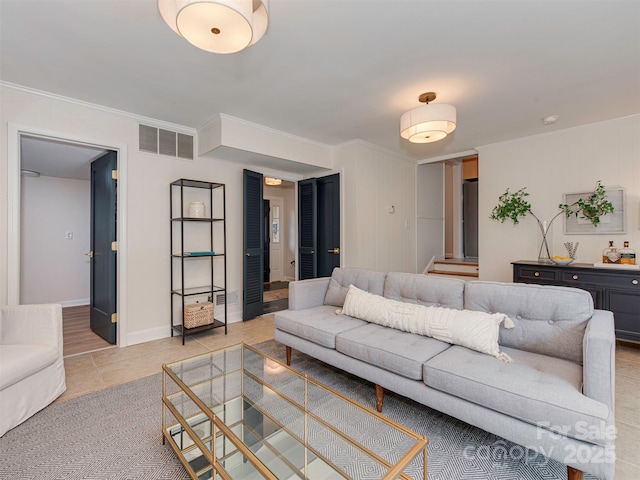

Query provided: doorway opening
[243,169,296,320]
[17,133,119,356]
[417,154,479,279]
[263,181,295,314]
[298,173,340,280]
[438,155,479,278]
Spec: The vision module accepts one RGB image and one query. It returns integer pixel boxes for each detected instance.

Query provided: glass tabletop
[162,344,427,480]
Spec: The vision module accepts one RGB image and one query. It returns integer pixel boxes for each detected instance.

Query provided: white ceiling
[2,0,639,168]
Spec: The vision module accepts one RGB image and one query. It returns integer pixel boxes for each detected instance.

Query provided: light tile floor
[60,315,640,479]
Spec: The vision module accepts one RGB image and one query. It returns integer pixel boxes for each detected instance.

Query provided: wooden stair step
[429,270,479,278]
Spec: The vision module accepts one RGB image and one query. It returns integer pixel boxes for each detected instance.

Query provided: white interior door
[267,196,283,282]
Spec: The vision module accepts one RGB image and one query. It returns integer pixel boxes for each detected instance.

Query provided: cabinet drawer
[516,267,557,282]
[561,271,640,289]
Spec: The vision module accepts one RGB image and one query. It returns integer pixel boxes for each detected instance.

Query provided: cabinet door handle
[534,272,540,277]
[633,279,639,285]
[573,275,579,280]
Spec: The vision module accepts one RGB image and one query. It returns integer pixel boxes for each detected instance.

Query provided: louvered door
[243,169,264,320]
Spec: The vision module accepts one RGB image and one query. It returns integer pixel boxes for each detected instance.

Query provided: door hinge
[111,241,118,251]
[112,169,118,180]
[111,313,118,323]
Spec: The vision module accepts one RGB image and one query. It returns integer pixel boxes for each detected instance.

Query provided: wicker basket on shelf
[184,302,214,329]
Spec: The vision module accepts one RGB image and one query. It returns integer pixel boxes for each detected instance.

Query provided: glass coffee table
[162,343,427,479]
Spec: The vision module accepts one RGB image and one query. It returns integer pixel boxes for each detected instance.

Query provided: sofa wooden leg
[286,346,292,366]
[567,466,583,480]
[375,384,384,412]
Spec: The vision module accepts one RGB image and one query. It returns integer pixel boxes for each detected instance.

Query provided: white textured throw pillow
[338,285,515,361]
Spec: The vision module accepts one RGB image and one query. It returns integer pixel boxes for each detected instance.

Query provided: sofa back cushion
[384,272,465,310]
[464,281,593,364]
[324,267,386,307]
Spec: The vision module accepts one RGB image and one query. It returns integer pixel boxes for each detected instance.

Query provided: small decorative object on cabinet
[171,179,227,344]
[513,260,640,342]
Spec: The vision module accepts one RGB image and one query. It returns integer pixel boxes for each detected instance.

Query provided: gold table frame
[162,343,427,479]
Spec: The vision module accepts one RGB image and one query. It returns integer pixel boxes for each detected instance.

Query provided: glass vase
[537,220,553,264]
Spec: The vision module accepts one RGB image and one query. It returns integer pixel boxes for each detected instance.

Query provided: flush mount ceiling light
[264,177,282,186]
[400,92,456,144]
[158,0,269,54]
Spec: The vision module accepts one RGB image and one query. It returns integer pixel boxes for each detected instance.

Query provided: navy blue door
[90,151,117,343]
[317,174,340,277]
[298,178,317,280]
[298,173,340,280]
[243,169,264,320]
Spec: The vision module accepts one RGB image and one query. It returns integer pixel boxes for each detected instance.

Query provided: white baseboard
[284,276,295,282]
[126,326,170,346]
[59,298,90,307]
[126,310,243,346]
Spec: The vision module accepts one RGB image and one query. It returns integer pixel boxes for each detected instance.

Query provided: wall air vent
[216,291,238,306]
[139,124,194,160]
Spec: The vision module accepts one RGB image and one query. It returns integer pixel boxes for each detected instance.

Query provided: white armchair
[0,304,66,436]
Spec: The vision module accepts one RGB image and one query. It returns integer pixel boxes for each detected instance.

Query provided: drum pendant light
[158,0,269,54]
[400,92,457,144]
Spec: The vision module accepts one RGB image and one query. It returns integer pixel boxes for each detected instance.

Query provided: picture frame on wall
[563,186,625,234]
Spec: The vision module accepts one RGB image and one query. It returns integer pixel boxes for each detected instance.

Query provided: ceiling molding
[335,139,417,164]
[1,81,197,136]
[417,149,479,165]
[217,113,331,149]
[475,114,640,152]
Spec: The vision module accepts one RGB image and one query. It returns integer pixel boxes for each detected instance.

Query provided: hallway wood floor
[62,305,114,357]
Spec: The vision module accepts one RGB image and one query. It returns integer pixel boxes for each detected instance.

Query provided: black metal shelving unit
[170,179,227,344]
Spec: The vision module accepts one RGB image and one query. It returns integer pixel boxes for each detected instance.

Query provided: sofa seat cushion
[0,344,59,390]
[274,306,366,349]
[336,324,451,380]
[424,345,612,445]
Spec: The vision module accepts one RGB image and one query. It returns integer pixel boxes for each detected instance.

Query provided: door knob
[328,248,340,254]
[85,251,94,258]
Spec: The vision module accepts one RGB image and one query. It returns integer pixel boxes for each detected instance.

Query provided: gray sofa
[274,268,616,480]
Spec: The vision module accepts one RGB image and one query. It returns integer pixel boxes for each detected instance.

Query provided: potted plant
[490,181,614,263]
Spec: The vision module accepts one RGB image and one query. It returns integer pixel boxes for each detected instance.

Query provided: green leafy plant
[490,181,615,260]
[490,181,614,228]
[489,188,532,225]
[558,181,614,227]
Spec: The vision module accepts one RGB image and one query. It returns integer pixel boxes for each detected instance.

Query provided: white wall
[334,141,417,273]
[20,175,90,305]
[416,163,444,272]
[0,86,267,345]
[2,86,420,346]
[444,164,454,257]
[478,115,640,281]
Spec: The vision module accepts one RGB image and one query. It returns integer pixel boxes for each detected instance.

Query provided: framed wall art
[563,186,625,234]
